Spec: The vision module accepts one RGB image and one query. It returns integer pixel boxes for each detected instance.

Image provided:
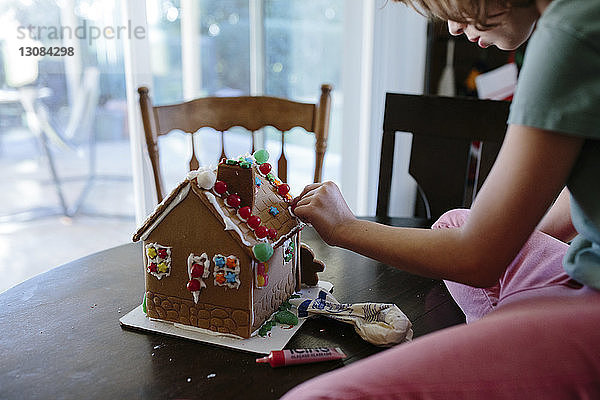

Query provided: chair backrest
[376,93,510,221]
[138,84,332,202]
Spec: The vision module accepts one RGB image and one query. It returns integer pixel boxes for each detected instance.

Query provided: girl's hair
[393,0,534,29]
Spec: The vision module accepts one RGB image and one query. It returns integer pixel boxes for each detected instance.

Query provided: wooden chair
[138,84,332,202]
[376,93,510,222]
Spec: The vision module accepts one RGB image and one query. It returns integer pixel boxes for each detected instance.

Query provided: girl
[283,0,600,398]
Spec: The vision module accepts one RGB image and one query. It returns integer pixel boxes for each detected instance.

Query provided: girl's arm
[292,125,583,287]
[536,187,576,243]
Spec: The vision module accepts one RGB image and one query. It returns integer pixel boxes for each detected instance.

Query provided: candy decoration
[238,206,252,220]
[269,206,279,216]
[253,149,269,164]
[253,243,274,262]
[267,228,278,240]
[225,271,238,284]
[226,193,241,208]
[277,183,290,196]
[190,263,204,278]
[145,243,171,279]
[255,177,262,187]
[187,279,201,292]
[247,215,261,230]
[214,180,228,195]
[214,256,226,267]
[215,273,227,285]
[256,262,270,288]
[196,169,217,189]
[259,163,272,175]
[147,247,157,259]
[213,254,241,289]
[157,262,169,273]
[255,225,268,239]
[226,256,237,268]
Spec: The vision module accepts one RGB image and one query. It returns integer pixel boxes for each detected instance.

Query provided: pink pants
[282,209,600,399]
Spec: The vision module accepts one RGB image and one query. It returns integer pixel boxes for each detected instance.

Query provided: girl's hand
[291,181,357,246]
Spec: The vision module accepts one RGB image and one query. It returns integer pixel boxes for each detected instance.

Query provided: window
[145,0,343,195]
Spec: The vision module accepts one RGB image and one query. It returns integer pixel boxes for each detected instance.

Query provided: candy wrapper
[290,290,413,346]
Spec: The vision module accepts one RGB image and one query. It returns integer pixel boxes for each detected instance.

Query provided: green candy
[274,310,298,325]
[253,149,269,164]
[142,293,147,314]
[253,243,274,262]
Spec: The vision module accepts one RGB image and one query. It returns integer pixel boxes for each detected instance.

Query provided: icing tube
[289,290,413,346]
[256,347,346,368]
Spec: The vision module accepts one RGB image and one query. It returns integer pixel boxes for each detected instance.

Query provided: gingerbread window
[213,255,241,289]
[186,253,211,303]
[145,243,172,279]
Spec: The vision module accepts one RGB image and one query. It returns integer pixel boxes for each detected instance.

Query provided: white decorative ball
[196,169,217,189]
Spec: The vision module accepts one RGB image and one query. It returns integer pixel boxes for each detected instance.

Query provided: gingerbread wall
[143,189,253,336]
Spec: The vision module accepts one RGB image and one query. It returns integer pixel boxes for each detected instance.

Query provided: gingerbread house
[132,151,305,338]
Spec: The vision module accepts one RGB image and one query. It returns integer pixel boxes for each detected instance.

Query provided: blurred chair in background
[138,84,332,203]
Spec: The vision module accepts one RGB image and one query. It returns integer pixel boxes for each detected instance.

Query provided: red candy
[255,225,268,239]
[157,248,168,258]
[214,180,227,194]
[226,194,241,208]
[259,163,272,175]
[238,206,252,220]
[187,279,201,292]
[148,263,158,273]
[247,215,261,229]
[267,228,278,240]
[277,183,290,196]
[190,263,204,278]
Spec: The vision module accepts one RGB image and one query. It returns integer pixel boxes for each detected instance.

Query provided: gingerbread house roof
[132,154,304,261]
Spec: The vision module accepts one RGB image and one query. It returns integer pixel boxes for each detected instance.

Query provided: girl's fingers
[292,183,323,204]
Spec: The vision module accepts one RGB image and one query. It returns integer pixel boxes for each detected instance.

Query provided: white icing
[204,191,252,246]
[140,184,192,241]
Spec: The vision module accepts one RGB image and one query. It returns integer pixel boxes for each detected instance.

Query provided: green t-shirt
[508,0,600,289]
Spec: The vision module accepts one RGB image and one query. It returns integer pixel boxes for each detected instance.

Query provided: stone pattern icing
[146,291,250,337]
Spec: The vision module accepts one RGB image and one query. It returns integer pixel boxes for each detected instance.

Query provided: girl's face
[447,3,539,50]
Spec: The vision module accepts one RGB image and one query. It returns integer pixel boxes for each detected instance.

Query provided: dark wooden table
[0,219,464,399]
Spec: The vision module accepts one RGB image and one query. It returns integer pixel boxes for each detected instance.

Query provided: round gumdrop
[255,225,268,239]
[256,275,265,287]
[214,180,228,195]
[238,206,252,220]
[253,149,270,164]
[259,163,272,175]
[187,279,201,292]
[277,183,290,196]
[267,228,278,240]
[247,215,261,229]
[226,194,241,208]
[253,243,274,262]
[190,263,204,278]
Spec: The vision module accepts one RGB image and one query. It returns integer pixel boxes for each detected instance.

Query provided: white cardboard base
[119,281,333,355]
